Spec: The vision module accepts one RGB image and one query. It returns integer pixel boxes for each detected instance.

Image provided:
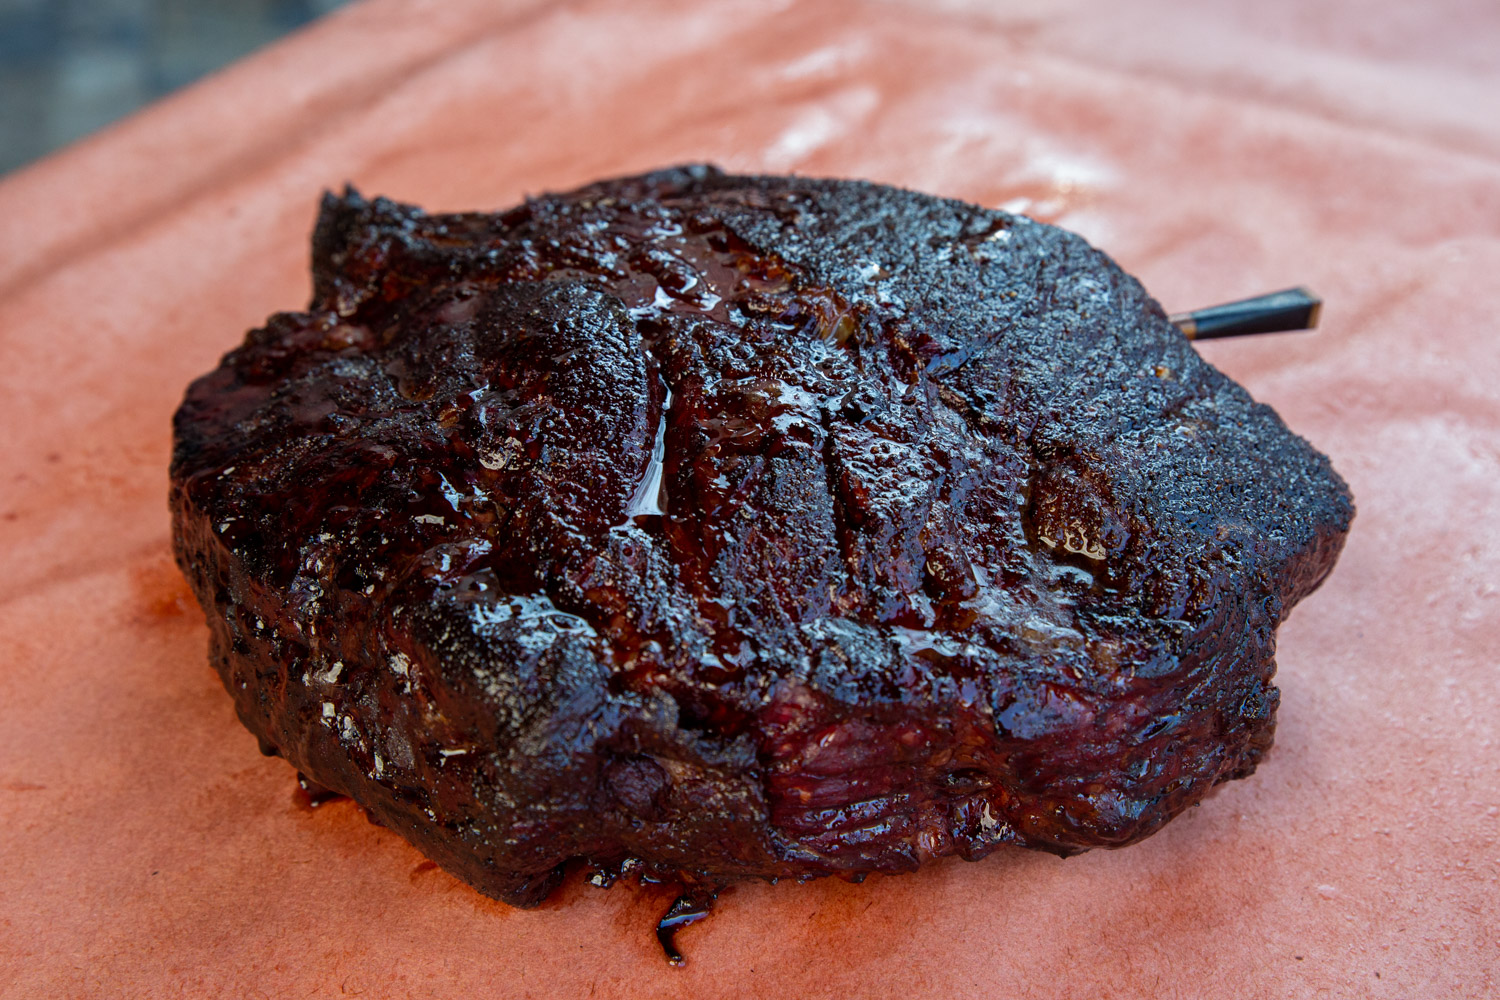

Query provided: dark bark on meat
[170,165,1353,906]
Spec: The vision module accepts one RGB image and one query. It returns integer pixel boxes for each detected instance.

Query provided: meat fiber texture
[170,166,1352,907]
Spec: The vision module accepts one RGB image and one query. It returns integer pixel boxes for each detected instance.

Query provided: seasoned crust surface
[171,165,1352,905]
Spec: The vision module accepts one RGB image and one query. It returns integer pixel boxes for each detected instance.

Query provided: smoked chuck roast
[171,165,1353,906]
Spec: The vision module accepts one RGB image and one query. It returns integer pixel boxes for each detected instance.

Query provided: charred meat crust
[171,165,1353,906]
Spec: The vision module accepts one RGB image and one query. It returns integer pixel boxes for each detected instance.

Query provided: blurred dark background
[0,0,354,175]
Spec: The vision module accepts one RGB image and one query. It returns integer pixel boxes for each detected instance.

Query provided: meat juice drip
[655,886,719,966]
[293,772,344,810]
[582,856,718,966]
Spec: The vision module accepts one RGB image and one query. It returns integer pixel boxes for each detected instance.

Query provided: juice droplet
[294,772,345,810]
[655,886,718,966]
